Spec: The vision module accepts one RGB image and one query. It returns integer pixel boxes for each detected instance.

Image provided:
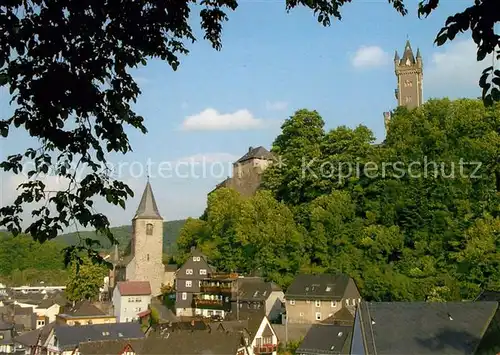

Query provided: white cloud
[425,39,493,97]
[266,101,288,111]
[351,46,390,69]
[181,108,265,131]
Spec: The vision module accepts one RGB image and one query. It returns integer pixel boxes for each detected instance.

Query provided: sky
[0,0,496,230]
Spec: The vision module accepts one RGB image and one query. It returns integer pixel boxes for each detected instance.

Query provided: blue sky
[0,0,494,229]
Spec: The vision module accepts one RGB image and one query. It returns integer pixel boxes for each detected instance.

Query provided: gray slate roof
[78,329,243,355]
[54,322,144,350]
[286,274,350,300]
[235,146,273,164]
[234,277,281,301]
[357,301,498,355]
[297,324,352,355]
[133,181,162,220]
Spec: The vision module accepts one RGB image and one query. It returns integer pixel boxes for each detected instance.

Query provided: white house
[112,281,151,323]
[247,316,279,355]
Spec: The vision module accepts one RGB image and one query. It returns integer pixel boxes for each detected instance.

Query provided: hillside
[56,219,186,255]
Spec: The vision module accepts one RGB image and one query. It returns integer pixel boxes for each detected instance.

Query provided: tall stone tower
[125,181,164,296]
[394,40,423,109]
[385,40,423,135]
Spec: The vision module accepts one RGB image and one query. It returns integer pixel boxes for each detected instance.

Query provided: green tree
[1,0,499,263]
[65,258,107,302]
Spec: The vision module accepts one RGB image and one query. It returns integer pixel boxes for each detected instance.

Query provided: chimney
[248,146,253,153]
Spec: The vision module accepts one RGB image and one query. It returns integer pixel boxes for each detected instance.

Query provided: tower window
[404,79,412,87]
[146,223,153,235]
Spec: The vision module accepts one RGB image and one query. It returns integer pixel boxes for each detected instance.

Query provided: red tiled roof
[137,309,151,318]
[117,281,151,296]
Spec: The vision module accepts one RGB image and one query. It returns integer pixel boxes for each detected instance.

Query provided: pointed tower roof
[134,181,162,220]
[394,50,400,61]
[400,40,416,65]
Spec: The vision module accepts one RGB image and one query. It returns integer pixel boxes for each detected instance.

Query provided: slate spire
[134,181,162,220]
[400,39,416,64]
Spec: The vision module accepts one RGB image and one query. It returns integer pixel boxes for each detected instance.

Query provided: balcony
[254,344,277,354]
[200,285,232,294]
[193,298,225,309]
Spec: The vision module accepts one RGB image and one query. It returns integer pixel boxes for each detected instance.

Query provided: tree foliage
[0,0,498,265]
[176,100,500,300]
[65,256,107,302]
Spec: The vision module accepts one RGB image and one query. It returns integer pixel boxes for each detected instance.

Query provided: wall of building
[112,291,151,323]
[286,299,343,324]
[130,218,164,297]
[56,315,116,326]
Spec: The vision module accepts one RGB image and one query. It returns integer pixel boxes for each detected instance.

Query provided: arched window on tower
[146,223,153,235]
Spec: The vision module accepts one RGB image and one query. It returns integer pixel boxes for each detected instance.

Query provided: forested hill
[56,219,187,254]
[175,99,500,302]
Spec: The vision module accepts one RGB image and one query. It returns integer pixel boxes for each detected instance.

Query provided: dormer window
[193,256,200,262]
[146,223,153,235]
[186,269,193,275]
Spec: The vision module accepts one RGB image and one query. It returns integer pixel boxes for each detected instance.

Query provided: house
[43,322,144,354]
[175,247,215,317]
[351,301,498,355]
[296,323,353,355]
[285,274,361,324]
[56,300,116,326]
[216,315,279,355]
[231,277,284,323]
[112,281,152,323]
[194,271,238,319]
[0,319,16,354]
[12,321,55,355]
[78,327,245,355]
[34,299,61,323]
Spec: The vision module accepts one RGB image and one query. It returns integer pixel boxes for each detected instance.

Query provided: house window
[182,292,187,300]
[299,312,304,317]
[289,300,295,305]
[200,269,207,275]
[193,256,201,262]
[146,223,153,235]
[186,269,193,275]
[315,300,321,307]
[346,299,350,306]
[125,318,129,322]
[315,312,321,321]
[186,281,192,288]
[135,297,141,302]
[128,297,133,302]
[331,301,337,307]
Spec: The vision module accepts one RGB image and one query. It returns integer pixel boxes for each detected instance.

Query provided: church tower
[125,181,164,296]
[394,40,423,109]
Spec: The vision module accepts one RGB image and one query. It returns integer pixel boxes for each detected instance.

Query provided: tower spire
[134,181,162,220]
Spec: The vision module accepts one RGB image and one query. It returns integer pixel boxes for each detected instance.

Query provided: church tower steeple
[126,180,165,296]
[394,39,423,109]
